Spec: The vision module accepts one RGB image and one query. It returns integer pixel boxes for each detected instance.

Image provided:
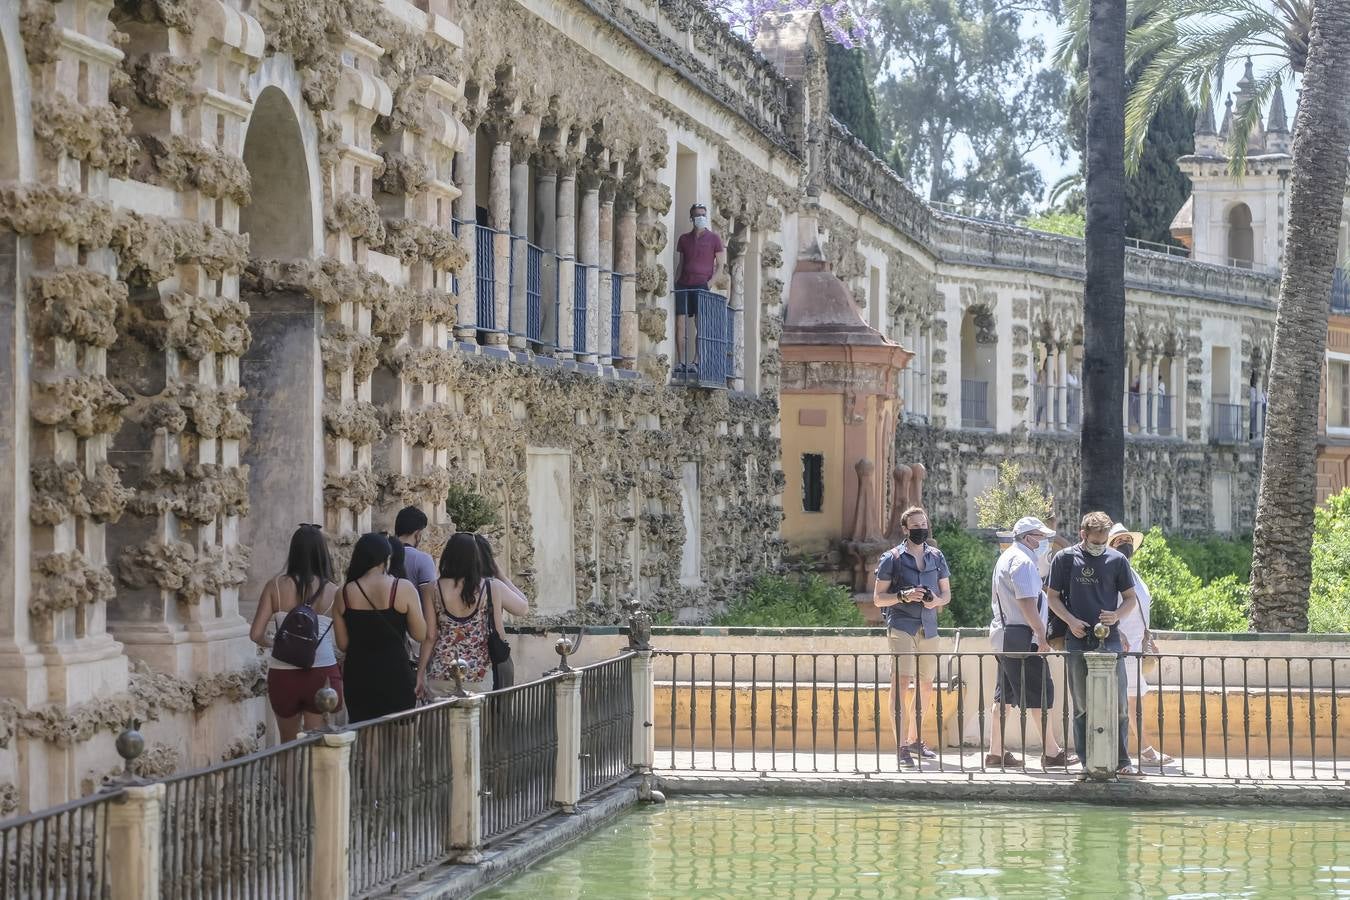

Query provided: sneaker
[1041,751,1075,769]
[984,751,1022,768]
[908,741,938,760]
[898,748,916,769]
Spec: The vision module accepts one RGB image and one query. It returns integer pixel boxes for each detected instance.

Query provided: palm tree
[1059,0,1312,174]
[1249,0,1350,632]
[1079,0,1129,521]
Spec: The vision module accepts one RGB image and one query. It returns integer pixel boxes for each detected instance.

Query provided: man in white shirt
[987,516,1074,769]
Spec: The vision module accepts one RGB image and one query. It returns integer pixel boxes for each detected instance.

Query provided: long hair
[345,532,392,585]
[439,532,483,604]
[386,533,407,580]
[285,524,333,595]
[473,533,501,579]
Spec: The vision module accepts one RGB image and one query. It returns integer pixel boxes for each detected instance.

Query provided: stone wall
[0,0,1278,809]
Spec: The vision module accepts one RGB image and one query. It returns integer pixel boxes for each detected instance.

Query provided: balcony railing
[474,224,497,332]
[610,272,623,361]
[573,264,590,355]
[1333,266,1350,313]
[961,379,989,428]
[1126,390,1176,436]
[524,240,543,344]
[672,288,731,389]
[1212,401,1246,444]
[1032,385,1081,431]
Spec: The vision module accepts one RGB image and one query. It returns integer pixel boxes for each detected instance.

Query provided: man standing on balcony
[873,506,950,768]
[673,203,724,376]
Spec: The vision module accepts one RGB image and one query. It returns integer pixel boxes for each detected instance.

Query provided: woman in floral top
[418,532,529,696]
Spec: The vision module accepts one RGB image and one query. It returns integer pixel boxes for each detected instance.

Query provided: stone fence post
[107,783,164,900]
[1084,652,1121,780]
[630,650,665,802]
[310,731,355,899]
[448,695,485,863]
[555,670,584,813]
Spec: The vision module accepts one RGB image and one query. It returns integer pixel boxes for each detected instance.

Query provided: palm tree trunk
[1250,0,1350,632]
[1079,0,1128,521]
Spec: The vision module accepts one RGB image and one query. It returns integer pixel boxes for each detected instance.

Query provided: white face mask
[693,215,709,229]
[1083,541,1108,557]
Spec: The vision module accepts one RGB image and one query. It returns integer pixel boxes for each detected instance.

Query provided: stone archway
[238,85,322,614]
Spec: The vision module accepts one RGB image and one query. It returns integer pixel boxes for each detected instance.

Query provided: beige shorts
[429,676,492,697]
[888,630,939,684]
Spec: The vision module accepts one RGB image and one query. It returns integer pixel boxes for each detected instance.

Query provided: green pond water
[478,798,1350,898]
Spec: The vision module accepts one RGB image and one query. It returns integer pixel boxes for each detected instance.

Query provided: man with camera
[1046,511,1140,776]
[873,506,951,768]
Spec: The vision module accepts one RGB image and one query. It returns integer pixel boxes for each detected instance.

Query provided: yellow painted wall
[780,393,845,552]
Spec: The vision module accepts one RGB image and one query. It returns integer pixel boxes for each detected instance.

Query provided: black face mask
[1117,543,1135,560]
[907,527,930,545]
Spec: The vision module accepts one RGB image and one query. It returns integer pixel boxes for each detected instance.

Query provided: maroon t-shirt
[676,229,724,286]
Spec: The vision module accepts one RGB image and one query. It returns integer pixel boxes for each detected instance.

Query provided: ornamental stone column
[453,135,478,340]
[509,145,531,347]
[577,171,601,363]
[536,162,559,352]
[615,195,639,368]
[556,162,579,356]
[598,180,616,364]
[487,136,511,344]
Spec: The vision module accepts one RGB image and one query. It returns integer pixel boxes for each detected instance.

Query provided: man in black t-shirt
[1047,511,1140,775]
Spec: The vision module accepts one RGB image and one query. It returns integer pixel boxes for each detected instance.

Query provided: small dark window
[802,453,824,512]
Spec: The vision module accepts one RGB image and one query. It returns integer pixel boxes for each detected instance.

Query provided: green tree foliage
[974,461,1054,531]
[713,575,864,627]
[932,523,997,628]
[444,484,497,533]
[1022,210,1086,237]
[1167,534,1252,584]
[826,41,883,155]
[873,0,1068,217]
[1131,527,1249,632]
[1309,490,1350,633]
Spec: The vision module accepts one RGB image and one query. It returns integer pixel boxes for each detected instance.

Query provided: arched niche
[237,84,322,616]
[1227,203,1254,269]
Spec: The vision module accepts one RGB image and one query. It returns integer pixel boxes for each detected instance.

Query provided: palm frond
[1225,68,1287,177]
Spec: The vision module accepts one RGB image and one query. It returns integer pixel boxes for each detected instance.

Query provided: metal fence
[524,241,544,344]
[1334,266,1350,313]
[480,676,559,846]
[610,272,623,361]
[159,738,316,899]
[672,288,731,388]
[573,265,590,355]
[652,649,1350,781]
[348,702,457,898]
[961,379,989,427]
[474,224,497,332]
[1212,401,1247,443]
[579,654,635,798]
[0,787,120,898]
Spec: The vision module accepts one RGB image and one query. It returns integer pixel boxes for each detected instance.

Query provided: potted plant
[974,461,1054,551]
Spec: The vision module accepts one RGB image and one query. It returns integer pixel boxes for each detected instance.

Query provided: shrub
[974,461,1053,531]
[1168,535,1252,583]
[1022,210,1086,237]
[713,575,864,627]
[932,522,997,628]
[1310,490,1350,633]
[1133,526,1247,632]
[445,484,497,533]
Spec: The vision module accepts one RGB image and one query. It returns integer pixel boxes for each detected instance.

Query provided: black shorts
[994,625,1055,708]
[675,284,707,316]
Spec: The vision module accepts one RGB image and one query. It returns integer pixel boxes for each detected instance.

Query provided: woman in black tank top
[333,533,428,722]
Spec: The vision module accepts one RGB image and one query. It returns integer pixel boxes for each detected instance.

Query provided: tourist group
[875,507,1172,776]
[247,508,527,742]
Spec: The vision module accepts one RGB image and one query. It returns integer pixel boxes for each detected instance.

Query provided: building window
[802,453,824,513]
[1330,361,1350,429]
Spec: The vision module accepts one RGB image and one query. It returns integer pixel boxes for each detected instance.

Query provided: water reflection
[478,799,1350,899]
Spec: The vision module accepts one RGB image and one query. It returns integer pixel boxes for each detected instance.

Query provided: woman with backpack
[249,524,343,742]
[333,532,428,722]
[474,534,529,689]
[418,533,529,697]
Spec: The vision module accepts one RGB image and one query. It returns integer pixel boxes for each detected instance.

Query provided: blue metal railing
[611,273,623,361]
[475,225,496,332]
[1333,266,1350,313]
[961,379,989,428]
[672,288,730,389]
[573,264,589,355]
[525,241,543,344]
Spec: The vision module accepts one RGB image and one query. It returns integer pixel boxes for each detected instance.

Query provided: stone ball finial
[1093,623,1110,642]
[315,685,339,715]
[116,718,145,768]
[450,658,469,696]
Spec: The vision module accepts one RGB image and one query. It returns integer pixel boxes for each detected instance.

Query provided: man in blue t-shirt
[873,506,951,768]
[1047,511,1140,775]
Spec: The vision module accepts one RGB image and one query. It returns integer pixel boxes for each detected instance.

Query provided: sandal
[1117,764,1142,776]
[1140,747,1174,765]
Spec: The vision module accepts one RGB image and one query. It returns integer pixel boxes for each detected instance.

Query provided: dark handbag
[485,582,512,665]
[273,583,332,669]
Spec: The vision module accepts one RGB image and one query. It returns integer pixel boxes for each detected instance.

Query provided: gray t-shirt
[403,545,437,586]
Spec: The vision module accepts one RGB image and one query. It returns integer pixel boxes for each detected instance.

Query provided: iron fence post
[311,731,355,899]
[106,783,164,900]
[1085,652,1121,780]
[449,695,485,863]
[555,670,584,812]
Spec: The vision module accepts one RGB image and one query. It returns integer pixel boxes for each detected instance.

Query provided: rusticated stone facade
[0,0,1273,809]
